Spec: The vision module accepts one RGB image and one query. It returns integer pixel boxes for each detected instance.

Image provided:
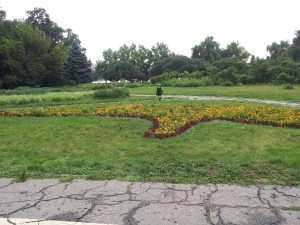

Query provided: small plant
[14,170,28,183]
[282,83,294,89]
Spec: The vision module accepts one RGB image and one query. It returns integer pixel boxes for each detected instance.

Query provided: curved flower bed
[1,103,300,138]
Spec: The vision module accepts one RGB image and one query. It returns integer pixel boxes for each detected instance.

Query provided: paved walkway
[0,178,299,225]
[132,95,300,108]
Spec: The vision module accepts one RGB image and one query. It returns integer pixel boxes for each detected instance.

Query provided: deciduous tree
[267,41,290,62]
[290,30,300,62]
[191,36,222,63]
[222,41,250,61]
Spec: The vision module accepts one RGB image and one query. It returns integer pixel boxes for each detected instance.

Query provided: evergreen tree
[64,41,92,85]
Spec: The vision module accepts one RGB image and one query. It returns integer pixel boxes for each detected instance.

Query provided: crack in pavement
[0,183,13,190]
[216,208,225,225]
[1,179,300,225]
[203,184,218,225]
[123,201,150,225]
[260,193,285,225]
[273,187,300,199]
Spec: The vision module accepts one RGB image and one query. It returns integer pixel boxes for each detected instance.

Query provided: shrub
[150,71,207,84]
[276,73,295,84]
[112,87,130,98]
[93,89,111,98]
[161,77,215,87]
[93,87,130,99]
[110,82,145,88]
[221,81,234,86]
[282,83,294,89]
[238,74,254,84]
[64,80,77,86]
[150,71,180,84]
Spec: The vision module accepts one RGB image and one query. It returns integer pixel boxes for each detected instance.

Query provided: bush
[111,82,145,88]
[276,73,295,84]
[112,87,130,98]
[150,71,207,84]
[93,87,130,99]
[150,71,180,84]
[282,83,294,89]
[64,80,77,86]
[221,81,234,86]
[161,77,216,87]
[238,74,254,84]
[93,89,111,98]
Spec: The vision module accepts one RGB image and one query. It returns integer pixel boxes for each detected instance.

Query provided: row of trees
[95,34,300,84]
[95,43,172,82]
[1,7,300,88]
[0,7,92,88]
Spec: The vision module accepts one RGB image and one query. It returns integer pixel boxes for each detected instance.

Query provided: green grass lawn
[1,115,299,186]
[130,84,300,102]
[1,84,299,186]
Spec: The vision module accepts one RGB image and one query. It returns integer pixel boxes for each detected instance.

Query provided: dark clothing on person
[156,86,163,100]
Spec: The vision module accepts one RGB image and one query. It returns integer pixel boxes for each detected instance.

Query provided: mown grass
[1,84,299,186]
[1,116,299,186]
[129,84,300,102]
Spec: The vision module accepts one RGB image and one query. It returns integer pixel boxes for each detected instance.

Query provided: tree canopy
[0,6,299,88]
[0,7,90,88]
[64,41,92,85]
[94,43,173,82]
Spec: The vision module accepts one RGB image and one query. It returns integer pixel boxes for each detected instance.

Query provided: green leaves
[64,41,92,85]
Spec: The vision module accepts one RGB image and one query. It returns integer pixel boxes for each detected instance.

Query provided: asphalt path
[0,178,299,225]
[132,94,300,108]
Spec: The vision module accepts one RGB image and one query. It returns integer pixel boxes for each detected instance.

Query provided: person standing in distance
[156,84,163,100]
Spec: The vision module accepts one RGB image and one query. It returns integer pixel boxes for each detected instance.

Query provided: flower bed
[1,103,300,138]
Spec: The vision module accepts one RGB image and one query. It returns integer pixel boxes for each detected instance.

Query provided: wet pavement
[0,178,299,225]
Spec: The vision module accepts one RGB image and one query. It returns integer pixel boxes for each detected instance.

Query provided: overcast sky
[1,0,299,63]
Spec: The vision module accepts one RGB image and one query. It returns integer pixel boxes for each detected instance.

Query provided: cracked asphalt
[0,178,299,225]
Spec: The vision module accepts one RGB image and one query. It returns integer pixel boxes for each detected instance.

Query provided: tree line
[0,7,92,88]
[1,7,300,89]
[95,35,300,85]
